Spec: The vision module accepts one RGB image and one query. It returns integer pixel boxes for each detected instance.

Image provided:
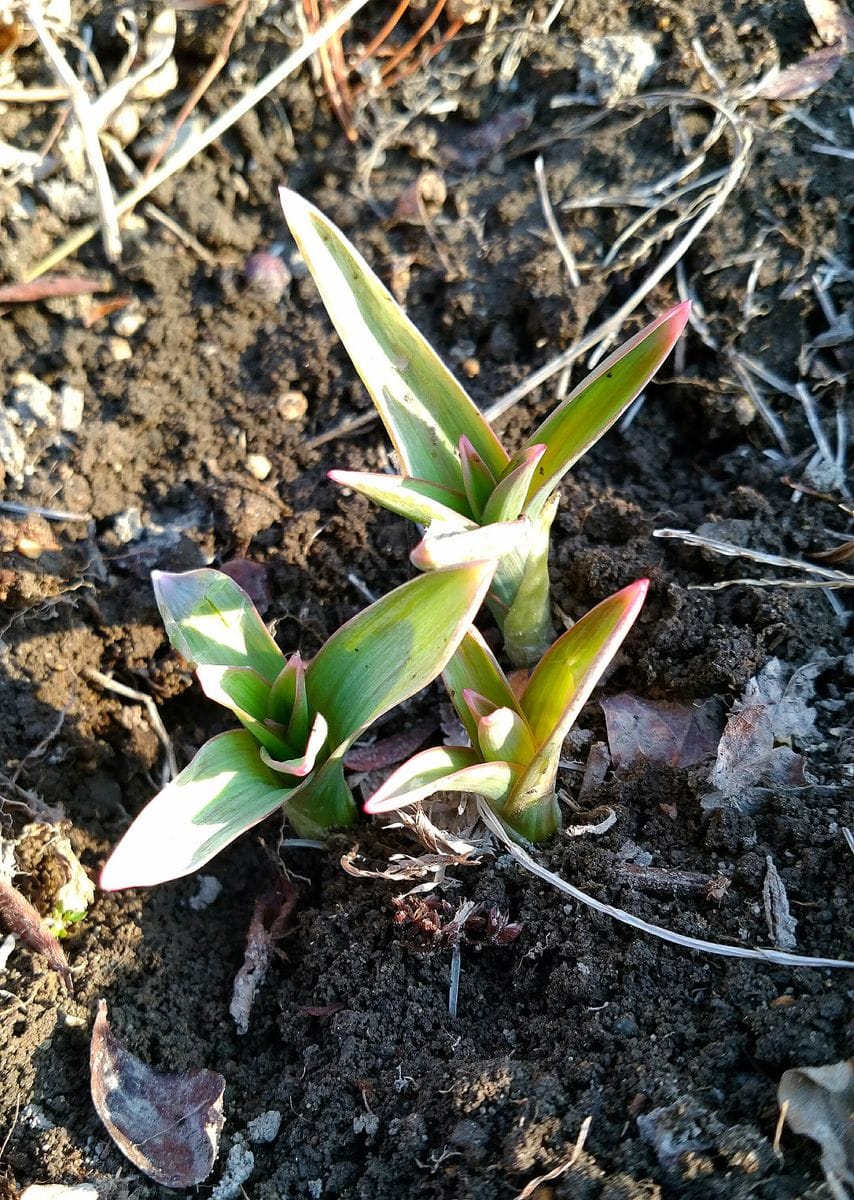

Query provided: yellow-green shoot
[100,562,495,889]
[366,579,648,843]
[280,188,687,666]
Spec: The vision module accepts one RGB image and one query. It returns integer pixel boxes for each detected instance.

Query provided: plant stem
[285,758,357,836]
[499,753,561,842]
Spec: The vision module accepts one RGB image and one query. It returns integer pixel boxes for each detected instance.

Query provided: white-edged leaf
[193,665,289,757]
[305,561,495,752]
[411,518,530,571]
[329,469,475,526]
[365,745,518,814]
[100,731,290,889]
[259,711,328,778]
[525,303,690,515]
[153,569,284,684]
[522,579,649,755]
[280,188,509,490]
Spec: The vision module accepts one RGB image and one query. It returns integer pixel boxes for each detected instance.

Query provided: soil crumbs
[0,1,852,1198]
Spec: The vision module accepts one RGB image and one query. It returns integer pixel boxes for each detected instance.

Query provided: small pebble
[246,454,272,481]
[462,357,480,378]
[108,336,132,362]
[112,308,145,338]
[58,384,85,432]
[247,1110,282,1144]
[277,391,308,421]
[244,250,291,302]
[11,372,54,431]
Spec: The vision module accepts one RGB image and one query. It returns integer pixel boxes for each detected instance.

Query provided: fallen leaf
[600,693,723,769]
[0,879,72,992]
[779,1059,854,1195]
[707,703,807,802]
[805,0,854,44]
[763,855,798,951]
[230,882,296,1035]
[756,45,846,99]
[90,1000,225,1187]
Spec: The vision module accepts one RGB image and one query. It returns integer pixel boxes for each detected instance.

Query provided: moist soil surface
[1,1,852,1197]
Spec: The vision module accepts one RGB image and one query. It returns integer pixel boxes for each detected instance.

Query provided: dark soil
[1,1,852,1197]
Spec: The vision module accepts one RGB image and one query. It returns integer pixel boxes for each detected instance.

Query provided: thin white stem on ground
[24,0,374,281]
[653,527,854,588]
[478,800,854,969]
[85,669,178,781]
[486,91,753,422]
[534,155,580,287]
[25,1,122,262]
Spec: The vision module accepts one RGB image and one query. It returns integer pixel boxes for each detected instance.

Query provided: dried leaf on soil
[805,0,854,44]
[600,693,723,768]
[763,856,798,950]
[779,1059,854,1196]
[90,1000,225,1187]
[0,879,72,992]
[230,882,297,1035]
[705,659,813,808]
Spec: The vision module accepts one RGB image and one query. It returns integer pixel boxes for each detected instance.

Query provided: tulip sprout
[281,188,687,665]
[366,580,649,842]
[101,562,494,888]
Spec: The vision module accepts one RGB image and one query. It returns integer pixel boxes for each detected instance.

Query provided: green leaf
[100,731,290,889]
[267,654,310,747]
[482,444,547,524]
[499,494,558,667]
[284,756,356,836]
[259,711,328,779]
[364,746,518,814]
[524,303,690,516]
[153,569,285,685]
[195,665,289,756]
[521,579,649,754]
[329,469,475,526]
[459,436,496,522]
[195,664,270,722]
[442,628,521,744]
[474,704,538,765]
[305,561,495,753]
[410,519,530,571]
[280,188,509,490]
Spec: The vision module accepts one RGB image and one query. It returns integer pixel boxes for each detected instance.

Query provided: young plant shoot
[366,579,648,843]
[280,187,688,665]
[101,562,495,889]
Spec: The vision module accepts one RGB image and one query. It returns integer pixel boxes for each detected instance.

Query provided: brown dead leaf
[90,1000,225,1187]
[230,881,297,1035]
[757,44,847,99]
[779,1059,854,1194]
[600,693,723,769]
[0,879,72,992]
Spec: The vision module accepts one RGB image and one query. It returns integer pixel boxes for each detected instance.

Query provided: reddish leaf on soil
[757,45,846,99]
[220,558,273,613]
[90,1000,225,1188]
[230,880,297,1035]
[0,879,72,993]
[600,693,723,769]
[0,276,110,304]
[343,716,438,773]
